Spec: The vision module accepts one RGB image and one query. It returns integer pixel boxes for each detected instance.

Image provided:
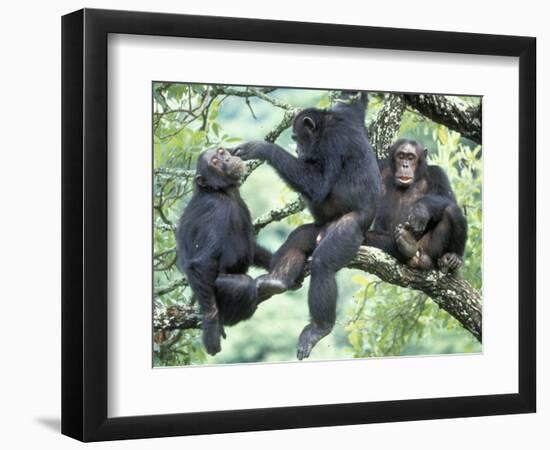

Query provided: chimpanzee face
[195,147,245,190]
[393,143,422,188]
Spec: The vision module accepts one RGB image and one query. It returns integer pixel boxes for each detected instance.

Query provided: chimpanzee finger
[234,145,252,159]
[393,224,401,241]
[449,255,462,270]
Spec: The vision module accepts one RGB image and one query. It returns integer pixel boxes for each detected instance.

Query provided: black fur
[234,92,381,359]
[365,139,467,271]
[176,148,272,356]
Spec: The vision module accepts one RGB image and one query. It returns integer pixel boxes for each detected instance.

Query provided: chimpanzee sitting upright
[233,92,381,360]
[176,148,277,356]
[365,139,467,271]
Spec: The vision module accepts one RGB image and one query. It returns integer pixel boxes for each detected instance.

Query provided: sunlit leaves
[437,125,448,145]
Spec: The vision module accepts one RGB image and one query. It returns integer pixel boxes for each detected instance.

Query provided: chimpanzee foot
[394,223,418,259]
[296,323,332,360]
[256,275,288,302]
[438,253,463,273]
[202,319,223,356]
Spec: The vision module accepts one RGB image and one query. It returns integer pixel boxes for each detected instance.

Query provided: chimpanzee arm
[253,243,272,270]
[234,142,334,202]
[414,194,454,217]
[407,166,457,233]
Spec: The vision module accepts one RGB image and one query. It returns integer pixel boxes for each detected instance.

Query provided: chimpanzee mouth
[228,159,246,178]
[397,176,413,183]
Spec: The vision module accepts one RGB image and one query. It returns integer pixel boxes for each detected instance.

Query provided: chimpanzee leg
[256,223,320,301]
[365,229,415,263]
[253,243,272,271]
[215,274,258,326]
[364,230,398,256]
[416,204,466,271]
[297,213,363,360]
[420,214,451,260]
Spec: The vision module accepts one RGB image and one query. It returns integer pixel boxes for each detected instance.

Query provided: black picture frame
[61,8,536,442]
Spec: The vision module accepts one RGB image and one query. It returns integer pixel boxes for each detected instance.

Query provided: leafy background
[153,83,482,366]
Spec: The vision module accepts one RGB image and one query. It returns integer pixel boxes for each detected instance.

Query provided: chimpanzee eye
[211,157,218,164]
[217,148,224,155]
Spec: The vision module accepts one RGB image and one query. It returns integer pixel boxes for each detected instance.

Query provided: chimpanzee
[365,139,467,271]
[233,92,381,360]
[176,147,279,356]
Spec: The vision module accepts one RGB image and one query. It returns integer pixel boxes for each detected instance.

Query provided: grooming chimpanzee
[233,92,381,359]
[176,148,277,356]
[365,139,467,271]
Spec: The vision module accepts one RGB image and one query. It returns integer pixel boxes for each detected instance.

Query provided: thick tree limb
[154,246,482,342]
[349,247,481,341]
[403,94,482,144]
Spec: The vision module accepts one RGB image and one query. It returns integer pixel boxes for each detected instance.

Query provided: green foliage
[152,84,482,366]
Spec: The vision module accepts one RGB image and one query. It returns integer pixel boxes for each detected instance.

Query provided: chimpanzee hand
[202,318,224,356]
[438,252,463,273]
[233,141,269,161]
[407,203,430,236]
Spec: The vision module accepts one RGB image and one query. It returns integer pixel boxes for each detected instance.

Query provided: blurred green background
[153,84,482,366]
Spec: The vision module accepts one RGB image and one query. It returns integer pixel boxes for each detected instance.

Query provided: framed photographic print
[61,8,536,442]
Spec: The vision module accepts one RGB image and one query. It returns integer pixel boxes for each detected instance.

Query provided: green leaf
[438,126,448,145]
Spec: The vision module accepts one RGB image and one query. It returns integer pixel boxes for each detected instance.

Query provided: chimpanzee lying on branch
[176,148,280,356]
[233,92,381,359]
[365,139,467,271]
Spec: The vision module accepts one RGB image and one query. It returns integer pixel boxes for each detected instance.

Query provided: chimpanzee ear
[302,116,317,131]
[423,148,429,159]
[195,174,207,187]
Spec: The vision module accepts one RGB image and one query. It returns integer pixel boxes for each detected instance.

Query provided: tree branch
[349,247,481,341]
[403,94,482,144]
[154,246,482,342]
[253,198,306,233]
[368,94,405,159]
[154,304,200,331]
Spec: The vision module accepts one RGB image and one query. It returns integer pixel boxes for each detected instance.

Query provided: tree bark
[368,94,405,159]
[403,94,482,144]
[349,247,481,341]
